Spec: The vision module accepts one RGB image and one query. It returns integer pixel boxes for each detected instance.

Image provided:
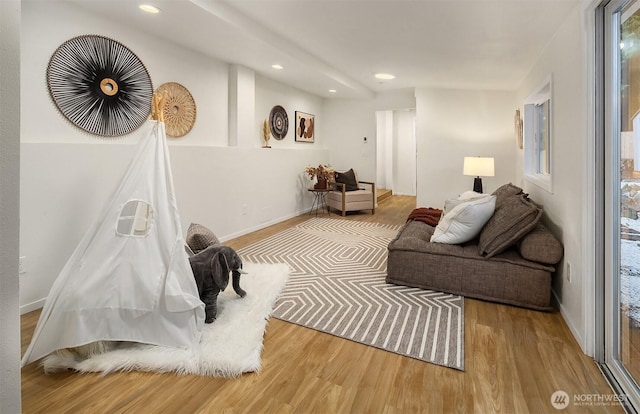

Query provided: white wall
[229,64,255,147]
[375,109,416,195]
[376,111,392,189]
[324,87,515,207]
[255,75,324,149]
[323,89,416,182]
[394,109,417,196]
[516,3,586,348]
[415,88,517,208]
[1,0,22,411]
[19,2,329,312]
[21,1,229,147]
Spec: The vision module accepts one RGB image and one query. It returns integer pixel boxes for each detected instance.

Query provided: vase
[314,178,328,190]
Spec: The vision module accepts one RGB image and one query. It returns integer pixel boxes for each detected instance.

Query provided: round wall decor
[155,82,197,137]
[269,105,288,140]
[46,35,153,137]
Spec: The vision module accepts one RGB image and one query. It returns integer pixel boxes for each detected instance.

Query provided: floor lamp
[463,156,495,193]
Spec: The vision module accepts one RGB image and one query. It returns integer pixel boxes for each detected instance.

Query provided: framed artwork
[295,111,315,143]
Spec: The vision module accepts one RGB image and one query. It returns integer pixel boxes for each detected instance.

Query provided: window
[524,75,553,193]
[117,200,154,237]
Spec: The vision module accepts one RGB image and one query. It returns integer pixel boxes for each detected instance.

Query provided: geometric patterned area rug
[238,217,464,371]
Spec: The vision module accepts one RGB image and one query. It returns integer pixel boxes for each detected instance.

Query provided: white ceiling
[68,0,581,99]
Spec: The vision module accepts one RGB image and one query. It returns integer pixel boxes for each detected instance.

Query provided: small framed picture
[295,111,315,143]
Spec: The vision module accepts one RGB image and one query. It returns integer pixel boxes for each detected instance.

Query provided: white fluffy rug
[42,263,290,377]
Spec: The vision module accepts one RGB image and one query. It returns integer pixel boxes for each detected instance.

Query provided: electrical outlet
[241,204,248,216]
[19,256,27,274]
[566,262,571,283]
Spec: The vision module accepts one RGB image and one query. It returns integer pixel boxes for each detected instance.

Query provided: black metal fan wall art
[47,35,153,137]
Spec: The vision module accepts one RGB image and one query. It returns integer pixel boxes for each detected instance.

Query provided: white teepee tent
[22,120,204,366]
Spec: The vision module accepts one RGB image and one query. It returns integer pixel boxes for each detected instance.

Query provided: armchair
[326,169,376,216]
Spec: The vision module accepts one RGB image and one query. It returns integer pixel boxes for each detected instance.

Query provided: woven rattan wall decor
[46,35,153,137]
[155,82,197,137]
[269,105,288,140]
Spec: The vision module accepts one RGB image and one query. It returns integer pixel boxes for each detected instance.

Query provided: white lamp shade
[463,157,495,177]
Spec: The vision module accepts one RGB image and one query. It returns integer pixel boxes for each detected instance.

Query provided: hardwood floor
[21,196,620,413]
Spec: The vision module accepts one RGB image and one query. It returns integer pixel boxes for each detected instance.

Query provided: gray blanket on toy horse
[188,245,247,323]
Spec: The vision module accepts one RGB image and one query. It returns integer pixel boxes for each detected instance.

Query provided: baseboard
[218,207,312,243]
[20,298,45,315]
[552,289,585,353]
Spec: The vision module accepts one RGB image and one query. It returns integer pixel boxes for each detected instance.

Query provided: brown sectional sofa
[386,184,563,311]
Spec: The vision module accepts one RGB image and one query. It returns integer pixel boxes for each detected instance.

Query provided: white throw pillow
[442,191,489,216]
[442,190,489,217]
[431,195,496,244]
[458,190,486,201]
[442,199,464,216]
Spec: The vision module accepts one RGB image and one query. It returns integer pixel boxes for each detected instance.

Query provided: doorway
[375,109,416,197]
[599,0,640,410]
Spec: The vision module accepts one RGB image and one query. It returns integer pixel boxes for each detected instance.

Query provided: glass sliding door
[602,0,640,409]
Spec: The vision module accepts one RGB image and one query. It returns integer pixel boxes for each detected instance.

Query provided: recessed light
[329,89,337,93]
[139,4,160,14]
[375,73,395,80]
[272,64,283,70]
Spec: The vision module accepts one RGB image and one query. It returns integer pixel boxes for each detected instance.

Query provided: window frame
[116,199,155,237]
[524,74,554,193]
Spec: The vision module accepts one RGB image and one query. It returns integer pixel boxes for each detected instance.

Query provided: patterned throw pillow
[477,184,543,258]
[186,223,220,254]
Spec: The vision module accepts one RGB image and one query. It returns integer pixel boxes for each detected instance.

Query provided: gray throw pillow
[518,224,564,265]
[334,169,359,191]
[478,184,543,258]
[186,223,220,254]
[492,183,525,208]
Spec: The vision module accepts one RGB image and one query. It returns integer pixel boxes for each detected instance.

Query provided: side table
[308,188,330,217]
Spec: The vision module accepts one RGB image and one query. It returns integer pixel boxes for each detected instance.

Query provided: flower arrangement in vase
[305,164,334,190]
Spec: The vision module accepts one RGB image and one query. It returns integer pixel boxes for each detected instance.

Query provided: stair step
[377,188,392,203]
